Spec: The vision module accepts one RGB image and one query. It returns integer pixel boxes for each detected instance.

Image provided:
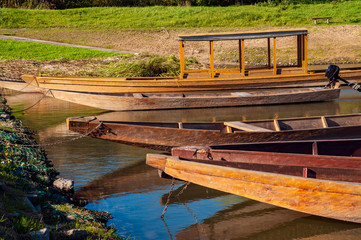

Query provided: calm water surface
[4,88,361,240]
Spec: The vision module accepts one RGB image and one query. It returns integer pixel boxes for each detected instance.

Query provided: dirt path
[0,34,136,54]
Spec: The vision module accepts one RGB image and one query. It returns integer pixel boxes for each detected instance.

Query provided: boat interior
[102,114,361,132]
[209,138,361,157]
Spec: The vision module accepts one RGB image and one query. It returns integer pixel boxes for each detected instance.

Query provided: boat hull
[146,154,361,223]
[44,87,340,111]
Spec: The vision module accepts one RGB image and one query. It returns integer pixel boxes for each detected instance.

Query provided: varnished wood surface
[146,154,361,223]
[42,87,340,111]
[67,113,361,151]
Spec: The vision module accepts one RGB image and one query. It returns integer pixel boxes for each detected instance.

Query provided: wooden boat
[21,29,361,93]
[67,113,361,151]
[146,138,361,223]
[40,87,340,111]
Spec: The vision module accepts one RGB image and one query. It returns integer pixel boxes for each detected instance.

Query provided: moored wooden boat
[21,29,361,93]
[146,138,361,223]
[20,67,361,94]
[67,113,361,151]
[40,87,340,111]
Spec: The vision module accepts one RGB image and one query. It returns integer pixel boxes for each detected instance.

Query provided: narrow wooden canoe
[41,87,340,111]
[67,113,361,151]
[146,150,361,223]
[21,70,361,93]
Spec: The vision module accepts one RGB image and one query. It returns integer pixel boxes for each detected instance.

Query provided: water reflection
[3,87,361,239]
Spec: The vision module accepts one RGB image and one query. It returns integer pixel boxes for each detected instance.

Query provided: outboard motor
[325,65,361,92]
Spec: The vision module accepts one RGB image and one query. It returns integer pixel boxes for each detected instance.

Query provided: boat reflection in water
[3,89,361,239]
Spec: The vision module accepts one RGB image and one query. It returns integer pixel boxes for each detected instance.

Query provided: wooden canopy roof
[178,29,308,41]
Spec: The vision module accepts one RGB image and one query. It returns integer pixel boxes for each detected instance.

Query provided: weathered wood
[67,113,361,151]
[38,87,340,111]
[146,154,361,223]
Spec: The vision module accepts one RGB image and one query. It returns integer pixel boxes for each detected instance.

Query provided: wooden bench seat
[312,17,332,24]
[224,121,273,132]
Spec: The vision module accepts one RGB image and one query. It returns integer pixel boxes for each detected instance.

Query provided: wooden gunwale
[67,113,361,151]
[146,154,361,223]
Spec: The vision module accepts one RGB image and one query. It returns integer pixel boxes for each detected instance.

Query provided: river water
[4,88,361,240]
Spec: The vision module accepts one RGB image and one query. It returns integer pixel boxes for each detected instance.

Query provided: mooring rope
[11,89,51,113]
[2,121,103,148]
[16,77,36,92]
[161,178,175,218]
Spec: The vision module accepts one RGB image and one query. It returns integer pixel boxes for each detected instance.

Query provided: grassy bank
[0,97,121,239]
[0,39,182,78]
[0,39,126,61]
[1,1,361,31]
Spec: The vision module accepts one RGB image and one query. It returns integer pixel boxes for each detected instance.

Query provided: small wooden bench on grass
[312,17,332,24]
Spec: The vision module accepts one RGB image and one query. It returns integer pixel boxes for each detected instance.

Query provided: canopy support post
[267,38,271,68]
[240,39,245,76]
[179,41,185,79]
[273,37,277,75]
[210,41,215,78]
[303,34,308,73]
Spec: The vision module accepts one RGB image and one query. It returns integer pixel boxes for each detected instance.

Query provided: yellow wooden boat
[21,29,361,93]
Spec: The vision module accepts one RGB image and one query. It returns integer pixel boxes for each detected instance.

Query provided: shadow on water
[75,161,169,200]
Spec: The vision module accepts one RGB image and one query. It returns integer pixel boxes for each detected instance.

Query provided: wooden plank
[224,121,273,132]
[273,119,281,131]
[321,116,328,128]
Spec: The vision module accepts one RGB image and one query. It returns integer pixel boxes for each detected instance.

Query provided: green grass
[0,39,125,60]
[99,55,180,77]
[0,1,360,30]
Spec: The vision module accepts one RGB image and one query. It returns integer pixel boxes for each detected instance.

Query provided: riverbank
[1,25,361,80]
[0,95,121,239]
